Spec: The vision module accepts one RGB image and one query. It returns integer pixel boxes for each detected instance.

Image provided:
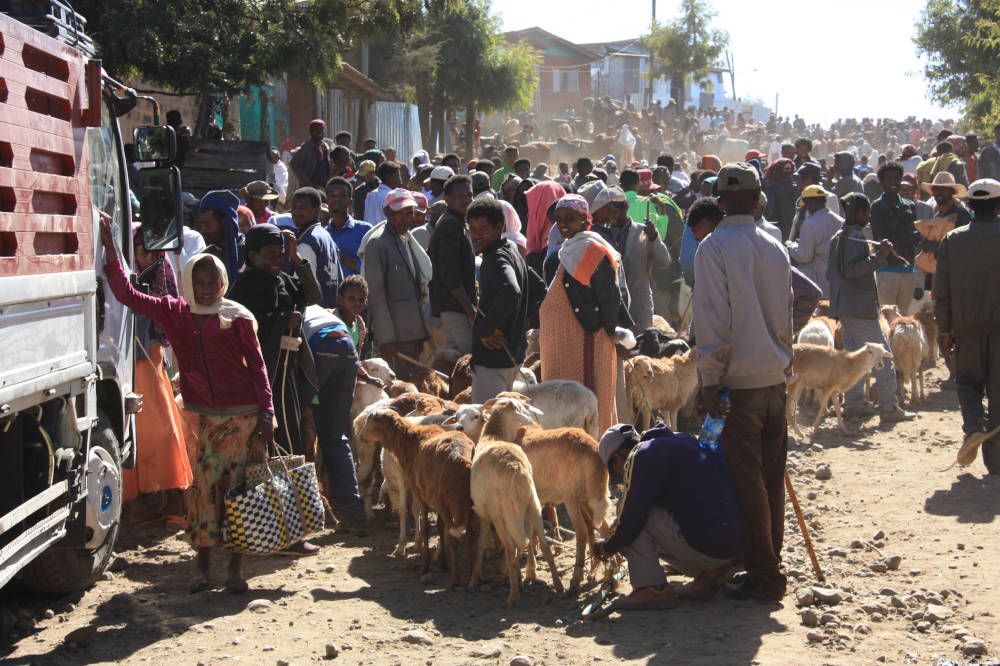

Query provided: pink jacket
[105,259,273,413]
[525,181,565,254]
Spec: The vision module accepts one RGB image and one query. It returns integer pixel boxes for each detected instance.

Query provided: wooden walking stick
[785,470,824,582]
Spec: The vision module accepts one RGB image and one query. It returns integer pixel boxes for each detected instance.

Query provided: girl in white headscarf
[100,216,273,593]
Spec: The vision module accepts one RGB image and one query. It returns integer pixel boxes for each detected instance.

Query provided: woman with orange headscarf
[539,194,633,434]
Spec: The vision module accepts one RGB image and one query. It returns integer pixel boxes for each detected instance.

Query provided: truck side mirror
[138,166,183,251]
[133,126,177,163]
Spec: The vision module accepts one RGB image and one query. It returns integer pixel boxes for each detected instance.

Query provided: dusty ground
[1,365,998,666]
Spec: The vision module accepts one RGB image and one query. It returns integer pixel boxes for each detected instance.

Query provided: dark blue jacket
[293,222,342,308]
[604,425,743,559]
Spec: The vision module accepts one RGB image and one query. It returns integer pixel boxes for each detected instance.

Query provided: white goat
[888,316,928,405]
[787,342,893,437]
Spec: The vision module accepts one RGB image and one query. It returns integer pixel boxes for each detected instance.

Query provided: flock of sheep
[791,302,935,436]
[337,302,936,606]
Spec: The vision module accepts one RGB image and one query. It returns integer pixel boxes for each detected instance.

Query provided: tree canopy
[643,0,729,112]
[368,0,537,154]
[914,0,1000,130]
[75,0,421,132]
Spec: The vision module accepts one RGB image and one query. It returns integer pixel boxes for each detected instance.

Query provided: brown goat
[388,392,457,417]
[469,398,563,605]
[449,353,474,400]
[410,365,450,398]
[356,410,474,587]
[513,425,612,590]
[387,380,418,397]
[453,386,473,404]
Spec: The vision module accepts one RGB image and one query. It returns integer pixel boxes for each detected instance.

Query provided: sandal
[225,578,249,594]
[189,579,213,593]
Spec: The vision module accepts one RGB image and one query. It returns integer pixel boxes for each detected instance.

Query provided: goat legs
[445,524,461,588]
[469,519,491,590]
[786,380,805,438]
[544,505,563,554]
[810,390,835,434]
[392,482,409,558]
[833,393,852,434]
[417,504,431,574]
[532,508,564,597]
[565,503,589,591]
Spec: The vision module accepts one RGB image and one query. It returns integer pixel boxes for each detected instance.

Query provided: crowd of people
[109,110,1000,608]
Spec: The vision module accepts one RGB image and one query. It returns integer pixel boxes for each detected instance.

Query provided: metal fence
[322,90,422,159]
[368,101,422,160]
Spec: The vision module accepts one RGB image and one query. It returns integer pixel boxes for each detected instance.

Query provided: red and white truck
[0,3,182,594]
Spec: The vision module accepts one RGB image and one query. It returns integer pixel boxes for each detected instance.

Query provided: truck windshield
[87,99,127,250]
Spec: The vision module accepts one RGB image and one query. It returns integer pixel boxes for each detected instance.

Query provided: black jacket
[870,194,920,266]
[473,239,532,368]
[428,208,477,316]
[544,253,633,335]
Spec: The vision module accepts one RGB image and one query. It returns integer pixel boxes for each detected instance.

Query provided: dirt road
[1,366,997,665]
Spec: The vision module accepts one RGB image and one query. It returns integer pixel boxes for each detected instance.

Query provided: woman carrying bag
[100,215,273,594]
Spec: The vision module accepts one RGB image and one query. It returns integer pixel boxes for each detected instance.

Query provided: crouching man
[593,424,742,609]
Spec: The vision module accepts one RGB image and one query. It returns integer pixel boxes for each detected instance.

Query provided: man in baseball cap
[936,178,1000,473]
[693,161,793,603]
[592,423,741,611]
[241,180,279,225]
[426,165,454,204]
[363,187,429,380]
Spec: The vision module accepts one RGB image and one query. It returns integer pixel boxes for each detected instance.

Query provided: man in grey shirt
[693,162,792,602]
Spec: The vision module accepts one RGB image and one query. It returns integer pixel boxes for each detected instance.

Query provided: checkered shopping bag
[222,472,306,554]
[245,455,306,487]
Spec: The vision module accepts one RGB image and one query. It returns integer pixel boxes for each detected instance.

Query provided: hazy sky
[495,0,962,125]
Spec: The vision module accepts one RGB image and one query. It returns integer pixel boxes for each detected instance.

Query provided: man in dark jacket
[936,178,1000,473]
[594,424,742,609]
[467,198,530,402]
[289,119,331,189]
[871,162,921,315]
[427,175,477,355]
[827,193,912,424]
[289,188,343,308]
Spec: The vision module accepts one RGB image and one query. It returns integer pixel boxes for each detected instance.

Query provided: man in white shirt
[269,148,289,205]
[364,161,402,224]
[786,185,844,297]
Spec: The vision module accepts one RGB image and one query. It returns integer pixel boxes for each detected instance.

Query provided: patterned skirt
[181,410,259,548]
[539,267,618,434]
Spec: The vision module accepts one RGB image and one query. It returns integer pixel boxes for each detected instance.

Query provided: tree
[914,0,1000,130]
[432,0,537,158]
[76,0,421,136]
[643,0,729,113]
[367,0,537,154]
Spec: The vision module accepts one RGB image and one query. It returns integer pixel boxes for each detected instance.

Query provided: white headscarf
[180,253,256,330]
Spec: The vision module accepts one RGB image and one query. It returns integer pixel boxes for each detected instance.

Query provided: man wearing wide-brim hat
[241,180,279,226]
[935,178,1000,474]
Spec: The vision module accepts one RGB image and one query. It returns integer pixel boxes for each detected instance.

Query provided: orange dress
[539,267,618,434]
[123,344,193,500]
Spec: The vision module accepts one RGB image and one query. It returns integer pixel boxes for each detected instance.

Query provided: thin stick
[844,237,912,267]
[785,470,825,582]
[395,352,449,380]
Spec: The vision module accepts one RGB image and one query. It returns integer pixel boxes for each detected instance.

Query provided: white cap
[429,165,455,182]
[966,178,1000,200]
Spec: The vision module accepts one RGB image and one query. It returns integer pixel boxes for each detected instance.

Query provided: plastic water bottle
[698,387,731,452]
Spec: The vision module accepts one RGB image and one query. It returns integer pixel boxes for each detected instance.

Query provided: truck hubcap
[84,446,121,549]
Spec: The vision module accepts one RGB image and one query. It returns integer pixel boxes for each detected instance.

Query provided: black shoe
[336,520,369,537]
[723,574,780,602]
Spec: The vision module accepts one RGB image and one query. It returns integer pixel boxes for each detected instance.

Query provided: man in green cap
[693,162,793,603]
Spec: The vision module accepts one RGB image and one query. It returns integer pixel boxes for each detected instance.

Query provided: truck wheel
[20,413,123,596]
